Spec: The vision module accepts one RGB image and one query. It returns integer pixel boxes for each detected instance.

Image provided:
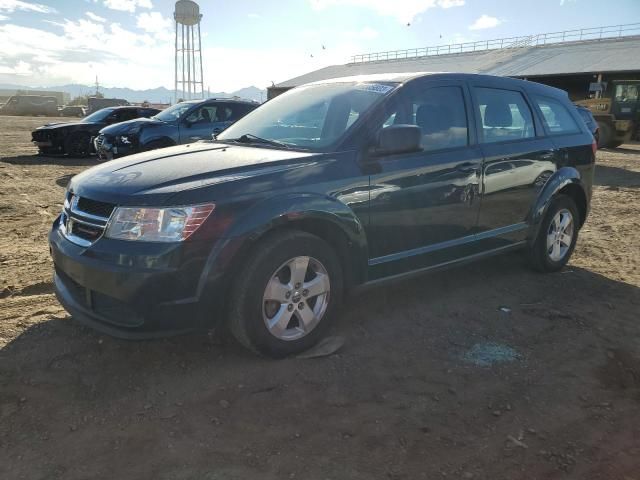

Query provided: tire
[64,132,91,157]
[227,230,343,358]
[527,195,580,273]
[597,122,612,149]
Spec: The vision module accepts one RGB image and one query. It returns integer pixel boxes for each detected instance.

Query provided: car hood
[100,117,164,135]
[37,121,94,130]
[69,141,320,204]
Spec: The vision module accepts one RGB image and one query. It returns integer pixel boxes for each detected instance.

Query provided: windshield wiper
[232,133,292,149]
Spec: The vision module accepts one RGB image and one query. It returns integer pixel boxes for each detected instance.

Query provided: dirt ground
[1,114,639,480]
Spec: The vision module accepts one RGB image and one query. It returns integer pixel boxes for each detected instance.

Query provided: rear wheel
[64,132,91,157]
[227,230,343,358]
[527,195,579,272]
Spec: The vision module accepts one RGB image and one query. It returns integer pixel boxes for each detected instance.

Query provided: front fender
[527,166,586,245]
[198,193,369,293]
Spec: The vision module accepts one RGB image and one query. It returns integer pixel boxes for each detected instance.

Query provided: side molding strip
[368,223,528,266]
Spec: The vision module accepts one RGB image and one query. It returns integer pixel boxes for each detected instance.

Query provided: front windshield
[153,102,195,122]
[217,81,398,150]
[82,108,113,123]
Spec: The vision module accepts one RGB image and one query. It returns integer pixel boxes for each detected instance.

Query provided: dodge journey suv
[50,73,595,357]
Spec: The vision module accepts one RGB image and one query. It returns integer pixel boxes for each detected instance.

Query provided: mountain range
[0,83,266,104]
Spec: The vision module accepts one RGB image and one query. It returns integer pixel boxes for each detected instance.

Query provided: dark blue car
[94,98,258,160]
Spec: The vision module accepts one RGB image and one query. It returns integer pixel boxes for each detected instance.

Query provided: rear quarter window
[534,96,581,136]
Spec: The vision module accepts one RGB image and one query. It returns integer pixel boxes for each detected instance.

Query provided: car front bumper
[94,135,138,161]
[49,217,233,338]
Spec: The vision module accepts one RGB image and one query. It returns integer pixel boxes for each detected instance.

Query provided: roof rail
[349,23,640,64]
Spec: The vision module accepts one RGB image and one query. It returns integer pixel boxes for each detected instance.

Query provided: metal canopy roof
[275,35,640,89]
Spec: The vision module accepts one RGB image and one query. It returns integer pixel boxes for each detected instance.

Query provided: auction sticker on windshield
[356,83,394,94]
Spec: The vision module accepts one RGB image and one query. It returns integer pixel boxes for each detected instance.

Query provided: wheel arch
[221,194,369,290]
[142,136,176,150]
[528,166,588,245]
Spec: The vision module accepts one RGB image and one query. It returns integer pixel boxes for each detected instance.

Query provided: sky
[0,0,639,92]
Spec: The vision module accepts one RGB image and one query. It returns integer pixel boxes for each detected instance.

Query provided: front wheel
[227,230,343,358]
[64,132,92,157]
[527,195,579,272]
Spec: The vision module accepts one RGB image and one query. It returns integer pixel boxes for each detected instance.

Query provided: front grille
[76,197,115,218]
[61,194,115,247]
[94,134,105,150]
[69,219,103,242]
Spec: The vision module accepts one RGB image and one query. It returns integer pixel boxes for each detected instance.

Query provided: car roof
[305,71,569,99]
[179,98,257,105]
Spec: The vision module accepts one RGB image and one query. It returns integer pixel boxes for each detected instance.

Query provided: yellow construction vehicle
[576,80,639,148]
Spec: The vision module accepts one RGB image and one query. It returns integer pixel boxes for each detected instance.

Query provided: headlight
[105,204,215,242]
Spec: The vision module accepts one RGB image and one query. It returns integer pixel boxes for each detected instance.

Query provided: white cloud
[0,0,55,13]
[0,19,172,89]
[103,0,152,13]
[0,13,7,20]
[201,42,359,92]
[310,0,458,24]
[437,0,464,7]
[136,11,172,40]
[0,10,376,93]
[0,59,32,75]
[345,26,379,40]
[86,11,106,23]
[469,14,501,30]
[559,0,577,4]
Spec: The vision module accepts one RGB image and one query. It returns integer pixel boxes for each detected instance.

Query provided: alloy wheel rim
[262,256,330,341]
[546,208,574,262]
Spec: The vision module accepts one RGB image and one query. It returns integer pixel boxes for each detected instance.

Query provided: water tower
[174,0,204,102]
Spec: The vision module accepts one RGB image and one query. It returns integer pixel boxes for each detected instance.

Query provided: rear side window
[219,103,254,121]
[113,109,139,122]
[474,87,535,144]
[534,96,581,135]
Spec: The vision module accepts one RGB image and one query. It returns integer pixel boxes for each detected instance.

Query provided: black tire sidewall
[534,195,579,272]
[597,122,612,149]
[231,232,343,358]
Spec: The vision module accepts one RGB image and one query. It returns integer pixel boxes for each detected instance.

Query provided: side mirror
[372,124,422,156]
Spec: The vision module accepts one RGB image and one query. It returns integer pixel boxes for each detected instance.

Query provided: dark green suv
[50,73,595,357]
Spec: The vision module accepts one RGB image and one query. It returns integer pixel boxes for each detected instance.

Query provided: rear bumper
[49,219,234,338]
